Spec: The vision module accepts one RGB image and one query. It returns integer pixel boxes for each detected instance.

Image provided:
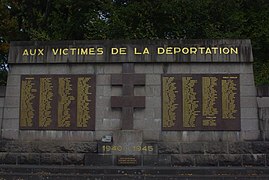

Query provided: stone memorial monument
[1,39,267,171]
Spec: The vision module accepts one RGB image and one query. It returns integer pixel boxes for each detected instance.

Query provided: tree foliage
[0,0,269,85]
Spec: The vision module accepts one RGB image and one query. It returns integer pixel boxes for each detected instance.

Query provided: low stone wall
[0,86,6,138]
[257,86,269,140]
[0,140,269,166]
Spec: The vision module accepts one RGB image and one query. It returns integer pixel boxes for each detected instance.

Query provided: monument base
[0,139,269,167]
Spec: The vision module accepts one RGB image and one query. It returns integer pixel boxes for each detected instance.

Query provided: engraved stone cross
[111,63,145,130]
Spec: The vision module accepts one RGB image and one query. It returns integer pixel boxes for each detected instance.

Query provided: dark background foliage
[0,0,268,85]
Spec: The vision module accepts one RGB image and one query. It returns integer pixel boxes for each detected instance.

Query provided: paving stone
[240,64,253,73]
[3,96,20,108]
[143,130,160,141]
[69,64,87,74]
[195,155,218,166]
[240,73,255,86]
[190,64,210,73]
[94,131,113,141]
[96,75,110,85]
[241,108,258,119]
[10,65,31,74]
[85,154,113,166]
[5,85,20,97]
[153,64,163,74]
[218,154,242,166]
[160,132,182,142]
[242,154,266,166]
[40,153,63,165]
[63,153,84,165]
[2,119,19,129]
[3,107,19,119]
[0,153,17,164]
[111,86,122,96]
[241,119,259,131]
[146,97,161,108]
[168,64,191,73]
[240,85,257,97]
[30,64,49,74]
[1,129,19,139]
[104,64,122,74]
[48,64,69,74]
[135,64,154,74]
[6,75,20,87]
[240,97,258,108]
[209,64,239,73]
[134,86,146,96]
[19,131,94,141]
[205,142,228,154]
[172,155,195,166]
[146,75,161,85]
[0,98,4,107]
[252,142,269,154]
[181,143,206,154]
[18,153,40,165]
[228,142,253,154]
[143,155,158,166]
[97,118,121,131]
[157,154,172,166]
[241,130,260,141]
[257,98,269,108]
[158,143,180,154]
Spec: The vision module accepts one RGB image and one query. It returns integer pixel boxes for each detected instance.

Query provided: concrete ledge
[18,131,95,141]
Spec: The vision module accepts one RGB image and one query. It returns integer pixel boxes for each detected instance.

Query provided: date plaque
[116,155,140,166]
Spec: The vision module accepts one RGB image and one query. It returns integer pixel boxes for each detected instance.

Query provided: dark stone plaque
[19,75,96,130]
[162,74,240,131]
[116,155,140,166]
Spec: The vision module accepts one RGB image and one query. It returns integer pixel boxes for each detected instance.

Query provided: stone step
[1,173,269,180]
[1,165,269,179]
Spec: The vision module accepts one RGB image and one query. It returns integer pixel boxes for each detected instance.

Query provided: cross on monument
[111,63,145,130]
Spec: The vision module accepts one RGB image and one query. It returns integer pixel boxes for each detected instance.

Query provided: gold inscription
[202,77,218,116]
[22,48,44,56]
[52,47,103,55]
[20,78,36,127]
[182,77,199,128]
[22,46,239,57]
[202,119,217,126]
[162,77,178,128]
[222,78,237,119]
[118,157,137,165]
[58,78,75,127]
[157,47,238,55]
[77,77,91,127]
[102,145,154,152]
[202,77,218,127]
[161,74,240,131]
[39,78,53,127]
